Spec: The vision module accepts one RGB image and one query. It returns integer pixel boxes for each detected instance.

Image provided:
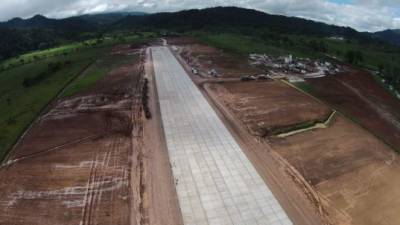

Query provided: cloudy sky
[0,0,399,32]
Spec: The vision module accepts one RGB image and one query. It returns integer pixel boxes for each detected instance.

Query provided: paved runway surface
[151,46,292,225]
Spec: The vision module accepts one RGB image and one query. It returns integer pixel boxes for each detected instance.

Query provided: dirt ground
[308,68,400,151]
[142,48,183,225]
[0,45,182,225]
[206,81,332,137]
[168,37,262,78]
[169,40,325,225]
[206,75,400,225]
[270,115,400,225]
[173,38,400,225]
[204,69,400,225]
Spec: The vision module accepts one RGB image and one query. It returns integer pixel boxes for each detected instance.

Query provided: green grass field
[195,32,323,58]
[62,53,138,97]
[0,33,153,71]
[0,34,152,161]
[196,33,291,56]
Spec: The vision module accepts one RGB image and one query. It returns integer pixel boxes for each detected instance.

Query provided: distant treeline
[1,6,400,61]
[1,6,400,92]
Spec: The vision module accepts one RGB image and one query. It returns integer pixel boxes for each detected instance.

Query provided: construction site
[169,37,400,225]
[0,44,181,225]
[0,36,400,225]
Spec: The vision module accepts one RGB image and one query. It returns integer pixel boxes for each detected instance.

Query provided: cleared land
[0,47,106,160]
[0,46,142,225]
[306,68,400,151]
[206,81,332,137]
[0,45,182,225]
[207,75,400,225]
[173,38,400,225]
[152,46,292,225]
[270,115,400,225]
[0,35,152,161]
[169,37,261,78]
[170,38,325,225]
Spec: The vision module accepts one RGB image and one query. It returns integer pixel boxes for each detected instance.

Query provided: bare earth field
[207,77,400,225]
[206,81,332,137]
[0,45,182,225]
[173,39,400,225]
[308,68,400,151]
[270,115,400,225]
[169,37,261,78]
[170,40,325,225]
[3,37,400,225]
[205,76,400,225]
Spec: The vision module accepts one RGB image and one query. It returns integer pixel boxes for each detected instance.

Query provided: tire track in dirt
[81,123,127,225]
[2,60,97,164]
[92,134,122,225]
[80,150,100,225]
[80,109,120,225]
[339,80,400,130]
[1,134,101,168]
[0,46,144,225]
[78,49,146,225]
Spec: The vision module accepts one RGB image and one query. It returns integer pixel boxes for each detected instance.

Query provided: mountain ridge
[1,7,398,45]
[0,6,399,61]
[373,29,400,45]
[116,7,361,38]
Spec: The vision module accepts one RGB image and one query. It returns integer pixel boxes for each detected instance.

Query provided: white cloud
[0,0,399,32]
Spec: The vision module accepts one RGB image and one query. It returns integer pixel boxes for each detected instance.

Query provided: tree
[378,64,384,75]
[345,50,363,65]
[345,50,355,64]
[355,51,363,63]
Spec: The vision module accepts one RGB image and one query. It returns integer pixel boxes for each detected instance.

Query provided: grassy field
[196,32,400,65]
[0,34,151,161]
[0,33,153,71]
[196,33,291,56]
[62,53,138,97]
[195,32,323,58]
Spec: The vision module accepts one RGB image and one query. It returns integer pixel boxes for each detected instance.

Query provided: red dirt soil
[171,46,326,224]
[206,81,332,137]
[270,115,400,225]
[308,68,400,151]
[0,46,183,225]
[171,37,400,225]
[169,37,262,78]
[0,59,140,225]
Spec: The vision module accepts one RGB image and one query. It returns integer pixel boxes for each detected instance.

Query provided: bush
[23,61,64,87]
[7,117,16,125]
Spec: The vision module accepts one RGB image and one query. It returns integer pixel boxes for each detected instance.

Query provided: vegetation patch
[268,111,336,137]
[0,34,153,161]
[293,81,315,94]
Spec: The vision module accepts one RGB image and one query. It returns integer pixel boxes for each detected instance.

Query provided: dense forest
[1,7,398,60]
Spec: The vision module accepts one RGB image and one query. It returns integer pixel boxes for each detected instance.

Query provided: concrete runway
[151,46,292,225]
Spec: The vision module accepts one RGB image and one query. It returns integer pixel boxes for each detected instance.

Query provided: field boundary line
[276,111,337,138]
[1,134,100,168]
[1,59,97,163]
[282,78,400,152]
